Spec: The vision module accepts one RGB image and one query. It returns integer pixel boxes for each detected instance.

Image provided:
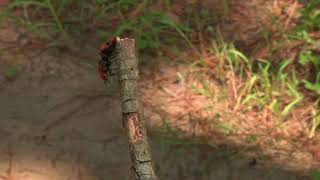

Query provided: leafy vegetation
[293,0,320,136]
[0,0,192,50]
[203,0,320,136]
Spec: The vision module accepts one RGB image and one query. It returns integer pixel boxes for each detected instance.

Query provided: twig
[107,37,158,180]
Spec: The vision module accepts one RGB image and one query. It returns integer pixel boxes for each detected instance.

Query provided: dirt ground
[0,22,315,180]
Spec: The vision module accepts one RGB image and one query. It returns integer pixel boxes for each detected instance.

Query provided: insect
[98,37,117,81]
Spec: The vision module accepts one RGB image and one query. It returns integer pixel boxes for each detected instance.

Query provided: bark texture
[114,37,158,180]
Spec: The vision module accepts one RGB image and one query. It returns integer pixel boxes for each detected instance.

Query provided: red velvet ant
[98,37,117,81]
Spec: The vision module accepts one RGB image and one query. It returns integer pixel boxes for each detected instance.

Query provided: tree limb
[108,37,158,180]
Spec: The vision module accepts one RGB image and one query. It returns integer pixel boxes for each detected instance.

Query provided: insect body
[98,60,107,80]
[98,38,117,81]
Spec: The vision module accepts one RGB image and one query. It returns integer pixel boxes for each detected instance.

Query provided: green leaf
[242,94,257,105]
[269,99,280,113]
[303,80,320,95]
[281,95,304,117]
[299,51,313,65]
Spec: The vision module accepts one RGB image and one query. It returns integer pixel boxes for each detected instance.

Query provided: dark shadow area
[150,131,312,180]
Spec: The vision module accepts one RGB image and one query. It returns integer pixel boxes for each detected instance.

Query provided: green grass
[208,38,305,119]
[199,0,320,133]
[1,0,195,51]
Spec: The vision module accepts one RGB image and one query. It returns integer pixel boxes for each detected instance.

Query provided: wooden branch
[110,37,158,180]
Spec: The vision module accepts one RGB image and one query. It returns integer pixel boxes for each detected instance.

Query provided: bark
[110,37,158,180]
